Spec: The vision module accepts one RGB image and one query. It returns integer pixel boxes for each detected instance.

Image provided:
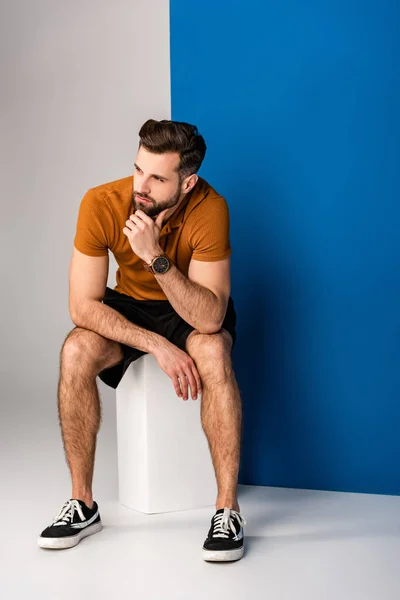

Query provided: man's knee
[186,330,233,387]
[61,327,122,371]
[186,329,233,363]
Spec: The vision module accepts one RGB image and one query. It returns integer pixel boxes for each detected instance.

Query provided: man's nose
[137,178,151,195]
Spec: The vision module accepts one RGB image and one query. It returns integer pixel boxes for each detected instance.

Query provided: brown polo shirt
[73,175,231,300]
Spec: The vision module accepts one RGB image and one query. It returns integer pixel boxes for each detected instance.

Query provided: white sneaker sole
[202,545,244,562]
[37,520,103,550]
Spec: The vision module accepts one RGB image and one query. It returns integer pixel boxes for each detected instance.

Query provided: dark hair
[138,119,206,178]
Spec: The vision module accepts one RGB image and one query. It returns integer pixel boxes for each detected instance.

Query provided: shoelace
[211,507,247,539]
[52,500,86,527]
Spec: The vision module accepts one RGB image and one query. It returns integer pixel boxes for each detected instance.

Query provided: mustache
[134,192,154,203]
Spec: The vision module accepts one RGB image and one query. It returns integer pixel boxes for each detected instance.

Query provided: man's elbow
[69,300,95,327]
[70,307,83,327]
[197,318,224,336]
[196,303,227,334]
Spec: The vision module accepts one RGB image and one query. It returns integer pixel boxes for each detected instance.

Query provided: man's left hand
[123,208,169,263]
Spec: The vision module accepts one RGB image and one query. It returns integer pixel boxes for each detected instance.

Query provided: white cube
[116,354,217,514]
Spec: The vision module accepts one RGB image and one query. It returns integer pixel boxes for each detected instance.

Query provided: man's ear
[182,174,198,194]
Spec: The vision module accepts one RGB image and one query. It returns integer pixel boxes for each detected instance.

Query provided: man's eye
[156,177,164,182]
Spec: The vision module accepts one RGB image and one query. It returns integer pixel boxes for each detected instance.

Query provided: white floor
[1,395,400,599]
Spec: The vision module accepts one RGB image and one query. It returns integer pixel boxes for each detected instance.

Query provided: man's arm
[69,247,165,353]
[69,247,202,400]
[122,207,231,336]
[153,256,231,334]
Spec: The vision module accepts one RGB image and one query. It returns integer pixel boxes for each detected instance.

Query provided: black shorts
[98,286,237,389]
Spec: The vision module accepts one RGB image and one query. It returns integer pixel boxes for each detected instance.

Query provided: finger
[128,216,144,229]
[134,209,153,224]
[171,374,183,398]
[178,372,189,401]
[155,208,169,230]
[191,365,202,398]
[124,220,134,231]
[185,369,198,400]
[122,227,132,236]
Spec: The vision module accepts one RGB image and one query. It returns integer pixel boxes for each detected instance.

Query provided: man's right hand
[152,340,202,401]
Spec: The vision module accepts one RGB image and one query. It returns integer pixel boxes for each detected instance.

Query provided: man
[37,119,247,562]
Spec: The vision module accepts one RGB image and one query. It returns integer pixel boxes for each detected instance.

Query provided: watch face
[153,256,170,273]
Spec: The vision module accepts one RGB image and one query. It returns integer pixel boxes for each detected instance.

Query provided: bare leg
[186,329,242,513]
[58,327,123,508]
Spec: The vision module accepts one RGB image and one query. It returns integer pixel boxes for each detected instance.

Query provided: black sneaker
[38,499,102,549]
[202,507,247,562]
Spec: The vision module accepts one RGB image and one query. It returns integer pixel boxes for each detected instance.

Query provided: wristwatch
[143,253,171,274]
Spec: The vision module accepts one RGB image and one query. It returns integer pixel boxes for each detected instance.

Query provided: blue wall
[170,1,400,495]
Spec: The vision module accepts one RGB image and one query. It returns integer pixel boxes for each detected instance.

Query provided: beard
[132,185,181,219]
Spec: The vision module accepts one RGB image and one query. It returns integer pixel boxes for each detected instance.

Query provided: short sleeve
[189,196,232,261]
[73,189,111,257]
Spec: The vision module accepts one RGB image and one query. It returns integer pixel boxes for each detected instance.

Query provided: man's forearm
[153,262,222,334]
[71,300,164,353]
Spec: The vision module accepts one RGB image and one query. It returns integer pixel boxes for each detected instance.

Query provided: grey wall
[0,0,171,500]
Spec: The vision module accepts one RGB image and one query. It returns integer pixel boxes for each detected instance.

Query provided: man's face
[132,147,182,218]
